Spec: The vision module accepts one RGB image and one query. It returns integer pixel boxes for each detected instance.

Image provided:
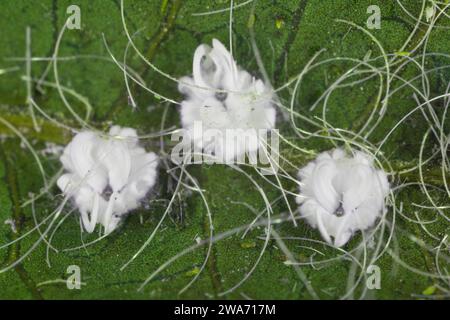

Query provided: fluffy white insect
[57,126,158,234]
[178,38,276,162]
[296,148,390,247]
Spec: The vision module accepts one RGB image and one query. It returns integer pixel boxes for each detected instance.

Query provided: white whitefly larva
[178,39,276,162]
[57,126,158,234]
[296,148,390,247]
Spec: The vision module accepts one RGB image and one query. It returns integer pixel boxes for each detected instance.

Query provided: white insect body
[296,148,390,247]
[57,126,158,234]
[178,39,276,162]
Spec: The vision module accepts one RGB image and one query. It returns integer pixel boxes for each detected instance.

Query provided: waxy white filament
[57,126,158,234]
[296,148,390,247]
[178,39,276,162]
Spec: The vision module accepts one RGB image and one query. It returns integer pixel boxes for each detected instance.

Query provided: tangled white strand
[57,126,159,234]
[178,38,276,162]
[296,148,390,247]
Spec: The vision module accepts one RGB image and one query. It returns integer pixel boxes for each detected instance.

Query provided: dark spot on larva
[102,185,113,201]
[334,203,345,217]
[215,90,228,102]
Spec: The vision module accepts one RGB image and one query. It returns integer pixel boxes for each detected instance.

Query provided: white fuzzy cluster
[57,126,158,234]
[296,148,390,247]
[178,39,276,162]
